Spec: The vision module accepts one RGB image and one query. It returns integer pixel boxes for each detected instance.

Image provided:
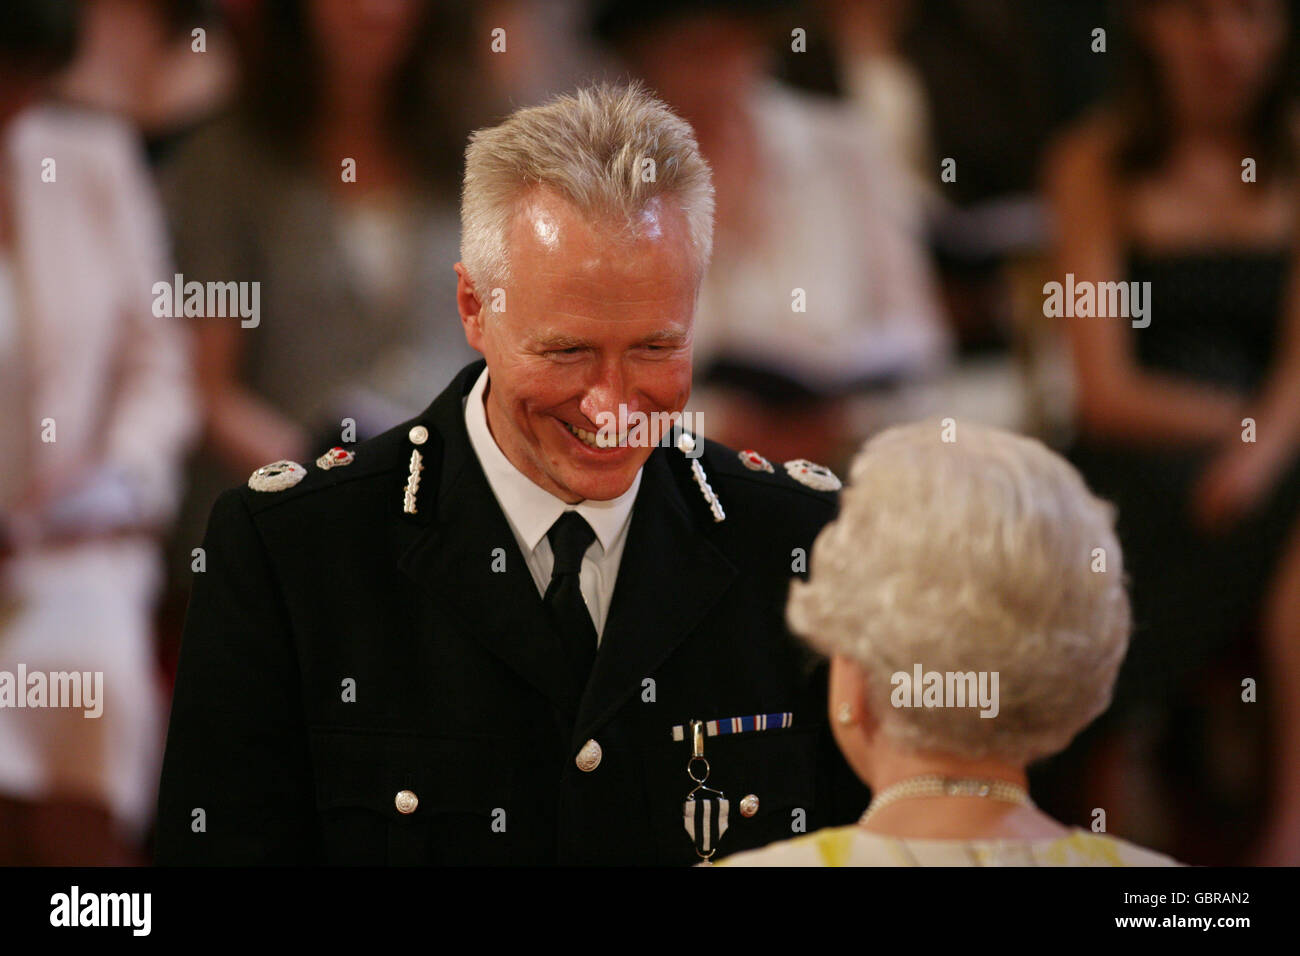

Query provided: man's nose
[579,363,629,426]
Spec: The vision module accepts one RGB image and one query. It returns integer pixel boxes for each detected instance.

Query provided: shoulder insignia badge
[678,432,724,523]
[403,425,428,514]
[248,460,307,492]
[316,446,355,470]
[738,449,774,473]
[783,458,842,492]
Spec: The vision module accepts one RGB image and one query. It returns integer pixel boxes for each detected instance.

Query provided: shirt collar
[463,366,641,555]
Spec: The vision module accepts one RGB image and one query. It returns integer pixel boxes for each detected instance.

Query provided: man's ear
[454,262,485,351]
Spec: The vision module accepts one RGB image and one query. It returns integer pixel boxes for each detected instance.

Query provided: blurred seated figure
[162,0,486,578]
[592,0,951,469]
[717,421,1179,866]
[0,0,198,864]
[1043,0,1300,864]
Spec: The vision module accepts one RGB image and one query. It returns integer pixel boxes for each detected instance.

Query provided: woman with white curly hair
[717,420,1180,866]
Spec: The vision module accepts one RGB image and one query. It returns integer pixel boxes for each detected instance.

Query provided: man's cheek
[640,363,690,404]
[666,368,694,412]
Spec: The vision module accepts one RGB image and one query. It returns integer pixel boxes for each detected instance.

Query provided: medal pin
[682,719,729,863]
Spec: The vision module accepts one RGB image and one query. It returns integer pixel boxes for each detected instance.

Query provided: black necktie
[544,511,599,691]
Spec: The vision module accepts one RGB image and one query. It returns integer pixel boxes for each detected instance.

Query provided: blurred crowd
[0,0,1297,865]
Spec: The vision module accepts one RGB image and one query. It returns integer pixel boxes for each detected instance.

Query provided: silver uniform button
[739,794,760,817]
[575,739,603,772]
[408,425,429,446]
[394,789,419,814]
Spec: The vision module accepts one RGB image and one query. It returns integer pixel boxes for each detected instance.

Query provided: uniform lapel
[395,361,582,720]
[571,449,738,751]
[394,363,739,742]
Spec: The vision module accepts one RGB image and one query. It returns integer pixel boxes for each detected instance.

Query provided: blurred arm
[1247,240,1300,455]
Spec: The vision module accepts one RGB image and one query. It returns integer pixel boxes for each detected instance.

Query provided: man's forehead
[509,187,685,252]
[510,274,698,334]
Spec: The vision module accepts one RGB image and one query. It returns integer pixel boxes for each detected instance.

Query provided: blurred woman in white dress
[717,421,1180,866]
[0,1,197,864]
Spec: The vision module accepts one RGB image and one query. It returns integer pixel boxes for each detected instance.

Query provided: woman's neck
[860,796,1069,841]
[859,750,1068,841]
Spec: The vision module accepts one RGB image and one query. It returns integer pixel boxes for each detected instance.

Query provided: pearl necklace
[859,774,1034,825]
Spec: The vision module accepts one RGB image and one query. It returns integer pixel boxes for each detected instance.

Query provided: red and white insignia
[316,446,355,470]
[783,458,842,492]
[738,449,773,473]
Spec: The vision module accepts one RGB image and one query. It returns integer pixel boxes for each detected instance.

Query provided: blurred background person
[476,0,610,107]
[1040,0,1300,865]
[55,0,236,166]
[0,0,198,864]
[818,0,937,207]
[160,0,497,593]
[799,0,1115,443]
[591,0,952,470]
[717,422,1179,866]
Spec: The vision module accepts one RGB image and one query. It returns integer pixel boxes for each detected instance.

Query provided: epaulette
[693,439,842,496]
[667,427,842,524]
[239,423,414,515]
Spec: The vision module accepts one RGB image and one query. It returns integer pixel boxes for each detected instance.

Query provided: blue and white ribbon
[671,712,793,741]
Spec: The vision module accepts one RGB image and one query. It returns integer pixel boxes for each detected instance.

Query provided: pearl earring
[836,703,853,725]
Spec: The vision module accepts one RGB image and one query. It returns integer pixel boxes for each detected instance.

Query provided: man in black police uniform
[156,82,867,865]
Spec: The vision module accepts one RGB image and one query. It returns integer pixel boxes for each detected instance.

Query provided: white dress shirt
[463,367,640,642]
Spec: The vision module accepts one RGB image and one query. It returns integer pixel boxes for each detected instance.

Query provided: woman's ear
[828,655,877,785]
[829,655,872,729]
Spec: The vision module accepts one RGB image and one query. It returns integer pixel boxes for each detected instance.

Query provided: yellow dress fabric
[714,825,1183,867]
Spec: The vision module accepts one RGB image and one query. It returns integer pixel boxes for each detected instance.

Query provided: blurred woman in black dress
[1041,0,1300,864]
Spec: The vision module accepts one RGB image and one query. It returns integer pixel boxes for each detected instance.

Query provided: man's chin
[558,469,640,502]
[545,429,651,501]
[550,451,649,502]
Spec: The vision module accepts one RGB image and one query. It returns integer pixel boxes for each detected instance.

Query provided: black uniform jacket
[156,359,868,865]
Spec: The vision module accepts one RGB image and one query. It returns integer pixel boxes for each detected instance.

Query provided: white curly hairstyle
[460,81,715,290]
[787,420,1131,764]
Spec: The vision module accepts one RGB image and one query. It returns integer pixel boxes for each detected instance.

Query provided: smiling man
[156,83,866,865]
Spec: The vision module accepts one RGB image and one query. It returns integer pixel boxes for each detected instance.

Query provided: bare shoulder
[1043,108,1123,192]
